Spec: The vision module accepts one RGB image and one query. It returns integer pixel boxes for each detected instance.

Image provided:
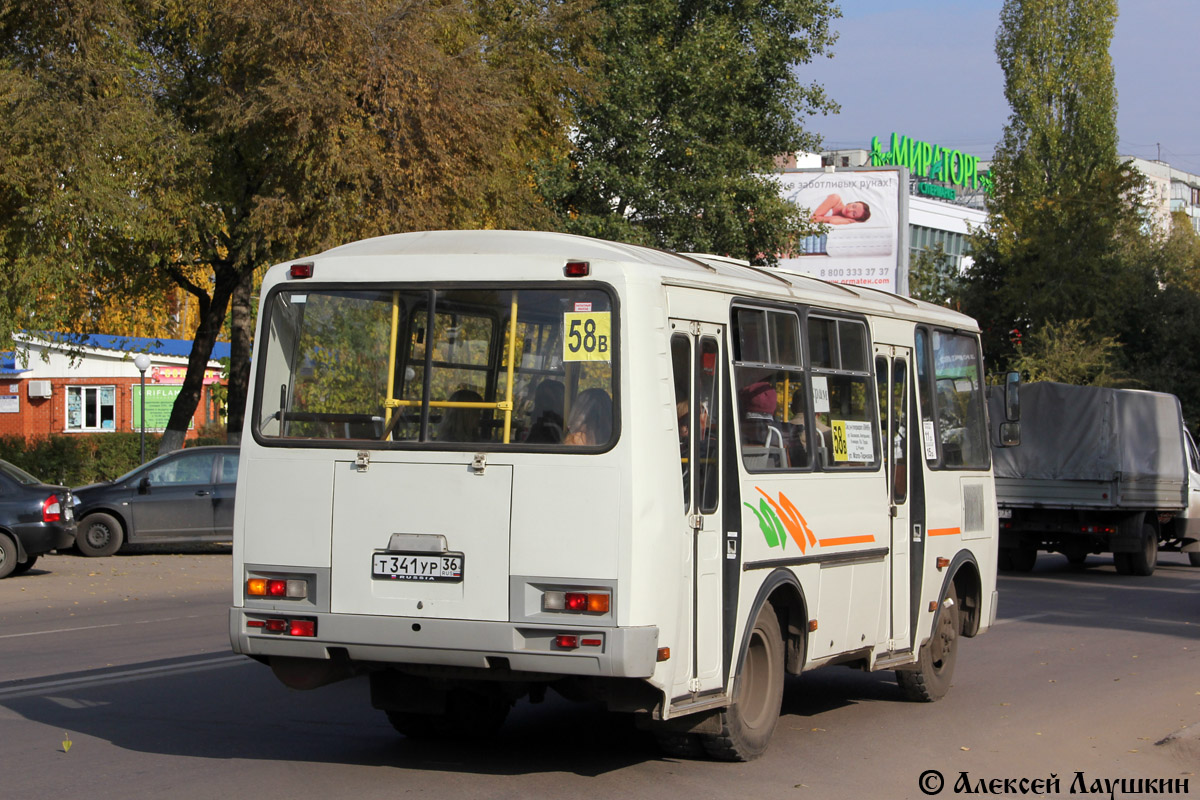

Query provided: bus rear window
[254,287,616,449]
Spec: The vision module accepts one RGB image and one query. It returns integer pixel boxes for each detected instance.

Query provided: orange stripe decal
[928,527,961,537]
[817,535,876,547]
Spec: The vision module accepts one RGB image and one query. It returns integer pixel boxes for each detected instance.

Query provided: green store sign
[869,133,993,193]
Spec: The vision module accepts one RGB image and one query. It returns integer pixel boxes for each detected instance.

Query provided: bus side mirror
[1000,371,1020,446]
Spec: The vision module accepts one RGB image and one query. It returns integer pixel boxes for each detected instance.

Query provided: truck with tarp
[989,381,1200,574]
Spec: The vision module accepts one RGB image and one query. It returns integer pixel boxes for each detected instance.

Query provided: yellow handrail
[382,291,401,439]
[502,293,518,444]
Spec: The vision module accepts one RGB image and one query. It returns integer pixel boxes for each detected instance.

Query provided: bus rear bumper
[229,608,660,679]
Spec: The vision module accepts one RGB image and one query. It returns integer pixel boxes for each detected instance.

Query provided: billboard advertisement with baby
[776,166,909,295]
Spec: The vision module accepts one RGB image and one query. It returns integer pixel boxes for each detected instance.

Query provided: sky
[800,0,1200,175]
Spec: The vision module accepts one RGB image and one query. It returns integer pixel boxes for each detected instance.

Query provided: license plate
[997,507,1012,519]
[372,552,464,582]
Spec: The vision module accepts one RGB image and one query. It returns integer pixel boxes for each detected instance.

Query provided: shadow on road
[1,653,900,774]
[996,553,1200,641]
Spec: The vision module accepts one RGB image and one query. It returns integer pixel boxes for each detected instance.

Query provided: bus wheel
[1126,524,1158,576]
[385,690,509,739]
[897,586,959,702]
[653,731,707,759]
[701,602,784,762]
[1189,552,1200,567]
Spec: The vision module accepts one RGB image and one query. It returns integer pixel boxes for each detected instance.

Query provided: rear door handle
[195,490,212,497]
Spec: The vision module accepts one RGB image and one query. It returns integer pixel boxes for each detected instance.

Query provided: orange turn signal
[247,578,268,596]
[587,593,610,613]
[656,647,671,662]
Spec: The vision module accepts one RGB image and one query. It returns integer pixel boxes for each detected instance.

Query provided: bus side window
[671,334,691,509]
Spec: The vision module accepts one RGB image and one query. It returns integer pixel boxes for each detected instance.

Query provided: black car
[0,459,76,578]
[72,446,239,557]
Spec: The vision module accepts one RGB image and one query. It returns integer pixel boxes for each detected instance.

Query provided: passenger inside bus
[564,388,612,446]
[784,389,810,467]
[437,388,485,442]
[739,381,787,469]
[525,379,565,444]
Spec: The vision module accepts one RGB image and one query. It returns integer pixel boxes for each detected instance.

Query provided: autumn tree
[1,0,591,451]
[538,0,839,262]
[959,0,1146,367]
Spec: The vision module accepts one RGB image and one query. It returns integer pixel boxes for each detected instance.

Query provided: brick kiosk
[0,333,230,441]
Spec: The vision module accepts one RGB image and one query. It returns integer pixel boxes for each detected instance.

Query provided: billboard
[131,385,194,432]
[776,167,909,295]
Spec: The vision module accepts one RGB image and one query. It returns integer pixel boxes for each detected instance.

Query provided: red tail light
[42,495,62,523]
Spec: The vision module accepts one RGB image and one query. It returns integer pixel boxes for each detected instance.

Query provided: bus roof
[303,230,977,331]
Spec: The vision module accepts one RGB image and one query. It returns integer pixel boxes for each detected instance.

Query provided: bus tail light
[563,260,590,277]
[542,589,611,614]
[246,577,308,599]
[248,616,316,637]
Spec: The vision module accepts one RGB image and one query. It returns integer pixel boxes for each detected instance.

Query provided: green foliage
[0,0,590,451]
[538,0,839,263]
[960,0,1146,366]
[1009,319,1128,387]
[0,433,224,486]
[908,242,960,307]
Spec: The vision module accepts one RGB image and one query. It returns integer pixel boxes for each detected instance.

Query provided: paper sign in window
[831,420,874,462]
[563,312,612,362]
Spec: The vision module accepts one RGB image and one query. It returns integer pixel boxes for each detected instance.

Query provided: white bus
[230,230,998,760]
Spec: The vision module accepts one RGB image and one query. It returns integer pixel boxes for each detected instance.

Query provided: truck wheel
[700,602,785,761]
[1126,523,1158,576]
[1189,552,1200,567]
[1007,547,1037,572]
[385,691,509,739]
[0,535,16,579]
[996,548,1013,571]
[896,585,959,702]
[77,513,124,557]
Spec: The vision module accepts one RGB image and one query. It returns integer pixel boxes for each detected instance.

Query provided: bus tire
[701,602,784,762]
[897,585,959,702]
[1189,552,1200,567]
[385,690,509,739]
[1126,523,1158,576]
[77,513,124,557]
[653,731,707,759]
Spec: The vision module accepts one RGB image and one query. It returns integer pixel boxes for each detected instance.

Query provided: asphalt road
[1,550,1197,799]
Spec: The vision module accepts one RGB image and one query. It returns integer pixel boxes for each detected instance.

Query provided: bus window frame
[913,324,991,472]
[250,280,621,454]
[728,299,882,474]
[803,309,883,473]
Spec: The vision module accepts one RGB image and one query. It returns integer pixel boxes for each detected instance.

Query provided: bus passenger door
[671,322,724,694]
[876,347,911,650]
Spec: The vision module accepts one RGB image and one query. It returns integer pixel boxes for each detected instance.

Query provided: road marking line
[0,614,208,640]
[993,613,1051,625]
[0,654,248,700]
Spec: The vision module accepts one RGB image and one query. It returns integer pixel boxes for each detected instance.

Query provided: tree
[1008,319,1127,386]
[960,0,1146,368]
[1,0,590,451]
[908,242,960,307]
[538,0,839,262]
